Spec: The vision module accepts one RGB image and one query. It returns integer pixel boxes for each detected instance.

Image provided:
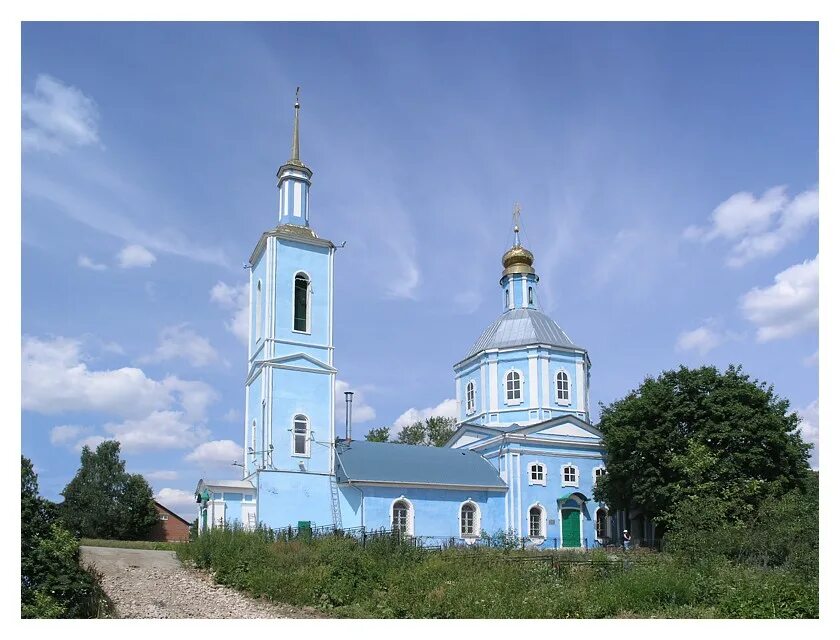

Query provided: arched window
[505,288,510,308]
[529,505,545,539]
[392,499,412,534]
[465,381,475,414]
[556,370,570,403]
[505,370,522,403]
[255,280,263,342]
[292,414,309,456]
[596,508,609,539]
[528,286,534,305]
[528,462,546,486]
[562,464,579,487]
[460,501,479,538]
[293,273,310,333]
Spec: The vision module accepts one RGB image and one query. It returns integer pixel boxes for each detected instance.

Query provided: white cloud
[685,186,818,267]
[140,324,221,368]
[117,244,156,268]
[795,400,818,468]
[103,410,211,453]
[210,281,249,345]
[146,470,179,481]
[185,440,243,467]
[740,256,818,342]
[392,398,458,437]
[803,350,818,367]
[334,380,376,429]
[50,424,88,445]
[22,74,100,153]
[77,254,107,271]
[675,320,725,356]
[154,488,197,517]
[22,335,217,422]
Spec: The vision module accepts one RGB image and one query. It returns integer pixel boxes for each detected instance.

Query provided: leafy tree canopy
[593,365,812,530]
[60,440,158,540]
[364,416,458,447]
[364,426,391,442]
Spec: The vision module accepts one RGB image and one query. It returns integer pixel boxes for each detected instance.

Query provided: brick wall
[149,502,191,542]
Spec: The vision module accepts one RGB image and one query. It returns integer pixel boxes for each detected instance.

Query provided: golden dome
[502,244,535,277]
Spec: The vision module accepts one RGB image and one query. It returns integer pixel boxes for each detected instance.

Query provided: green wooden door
[561,509,581,547]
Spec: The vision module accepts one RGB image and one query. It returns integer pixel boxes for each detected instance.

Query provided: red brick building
[149,500,191,542]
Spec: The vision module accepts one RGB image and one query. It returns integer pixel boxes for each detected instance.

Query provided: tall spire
[512,202,522,247]
[277,87,313,227]
[290,86,301,164]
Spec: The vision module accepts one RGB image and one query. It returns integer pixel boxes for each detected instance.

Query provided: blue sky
[21,22,819,517]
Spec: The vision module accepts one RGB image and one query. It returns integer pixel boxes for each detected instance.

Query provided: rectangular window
[159,514,168,521]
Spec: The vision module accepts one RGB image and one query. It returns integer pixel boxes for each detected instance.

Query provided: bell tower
[242,89,338,529]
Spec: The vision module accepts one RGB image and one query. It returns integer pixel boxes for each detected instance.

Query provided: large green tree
[60,440,158,540]
[593,365,812,530]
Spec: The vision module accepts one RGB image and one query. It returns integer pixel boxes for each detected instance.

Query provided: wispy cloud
[24,171,231,268]
[740,255,818,342]
[22,74,100,154]
[685,186,818,267]
[77,254,107,271]
[154,487,197,517]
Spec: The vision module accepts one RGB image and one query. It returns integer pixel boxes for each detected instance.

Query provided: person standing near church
[622,529,631,551]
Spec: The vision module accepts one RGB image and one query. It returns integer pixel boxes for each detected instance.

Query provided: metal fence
[268,524,664,554]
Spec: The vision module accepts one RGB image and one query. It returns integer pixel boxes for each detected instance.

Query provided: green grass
[80,538,185,551]
[176,528,817,618]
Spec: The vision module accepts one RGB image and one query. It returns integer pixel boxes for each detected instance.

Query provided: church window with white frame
[594,466,607,485]
[293,272,310,333]
[505,370,522,403]
[466,381,475,414]
[392,498,412,535]
[528,461,547,486]
[528,286,534,305]
[556,370,570,403]
[562,464,579,487]
[528,505,545,539]
[460,501,479,537]
[505,288,510,308]
[292,414,310,456]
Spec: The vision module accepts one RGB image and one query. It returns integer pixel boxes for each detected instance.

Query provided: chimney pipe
[344,391,354,443]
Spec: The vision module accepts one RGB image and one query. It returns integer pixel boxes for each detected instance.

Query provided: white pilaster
[576,359,585,411]
[528,353,538,410]
[488,359,498,411]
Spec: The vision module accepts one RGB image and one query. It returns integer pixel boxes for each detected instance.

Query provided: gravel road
[80,546,325,619]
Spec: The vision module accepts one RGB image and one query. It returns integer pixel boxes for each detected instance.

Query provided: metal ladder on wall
[329,473,343,529]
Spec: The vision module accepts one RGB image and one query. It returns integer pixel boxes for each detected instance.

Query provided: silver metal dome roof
[463,308,582,361]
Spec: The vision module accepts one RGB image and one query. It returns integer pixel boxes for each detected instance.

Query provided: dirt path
[80,546,325,619]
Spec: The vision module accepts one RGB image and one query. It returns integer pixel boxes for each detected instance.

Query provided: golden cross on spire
[512,202,522,247]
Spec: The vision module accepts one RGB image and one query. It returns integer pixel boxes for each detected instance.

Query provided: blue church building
[196,96,631,548]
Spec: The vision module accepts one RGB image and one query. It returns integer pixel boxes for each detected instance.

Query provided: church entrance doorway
[561,508,581,547]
